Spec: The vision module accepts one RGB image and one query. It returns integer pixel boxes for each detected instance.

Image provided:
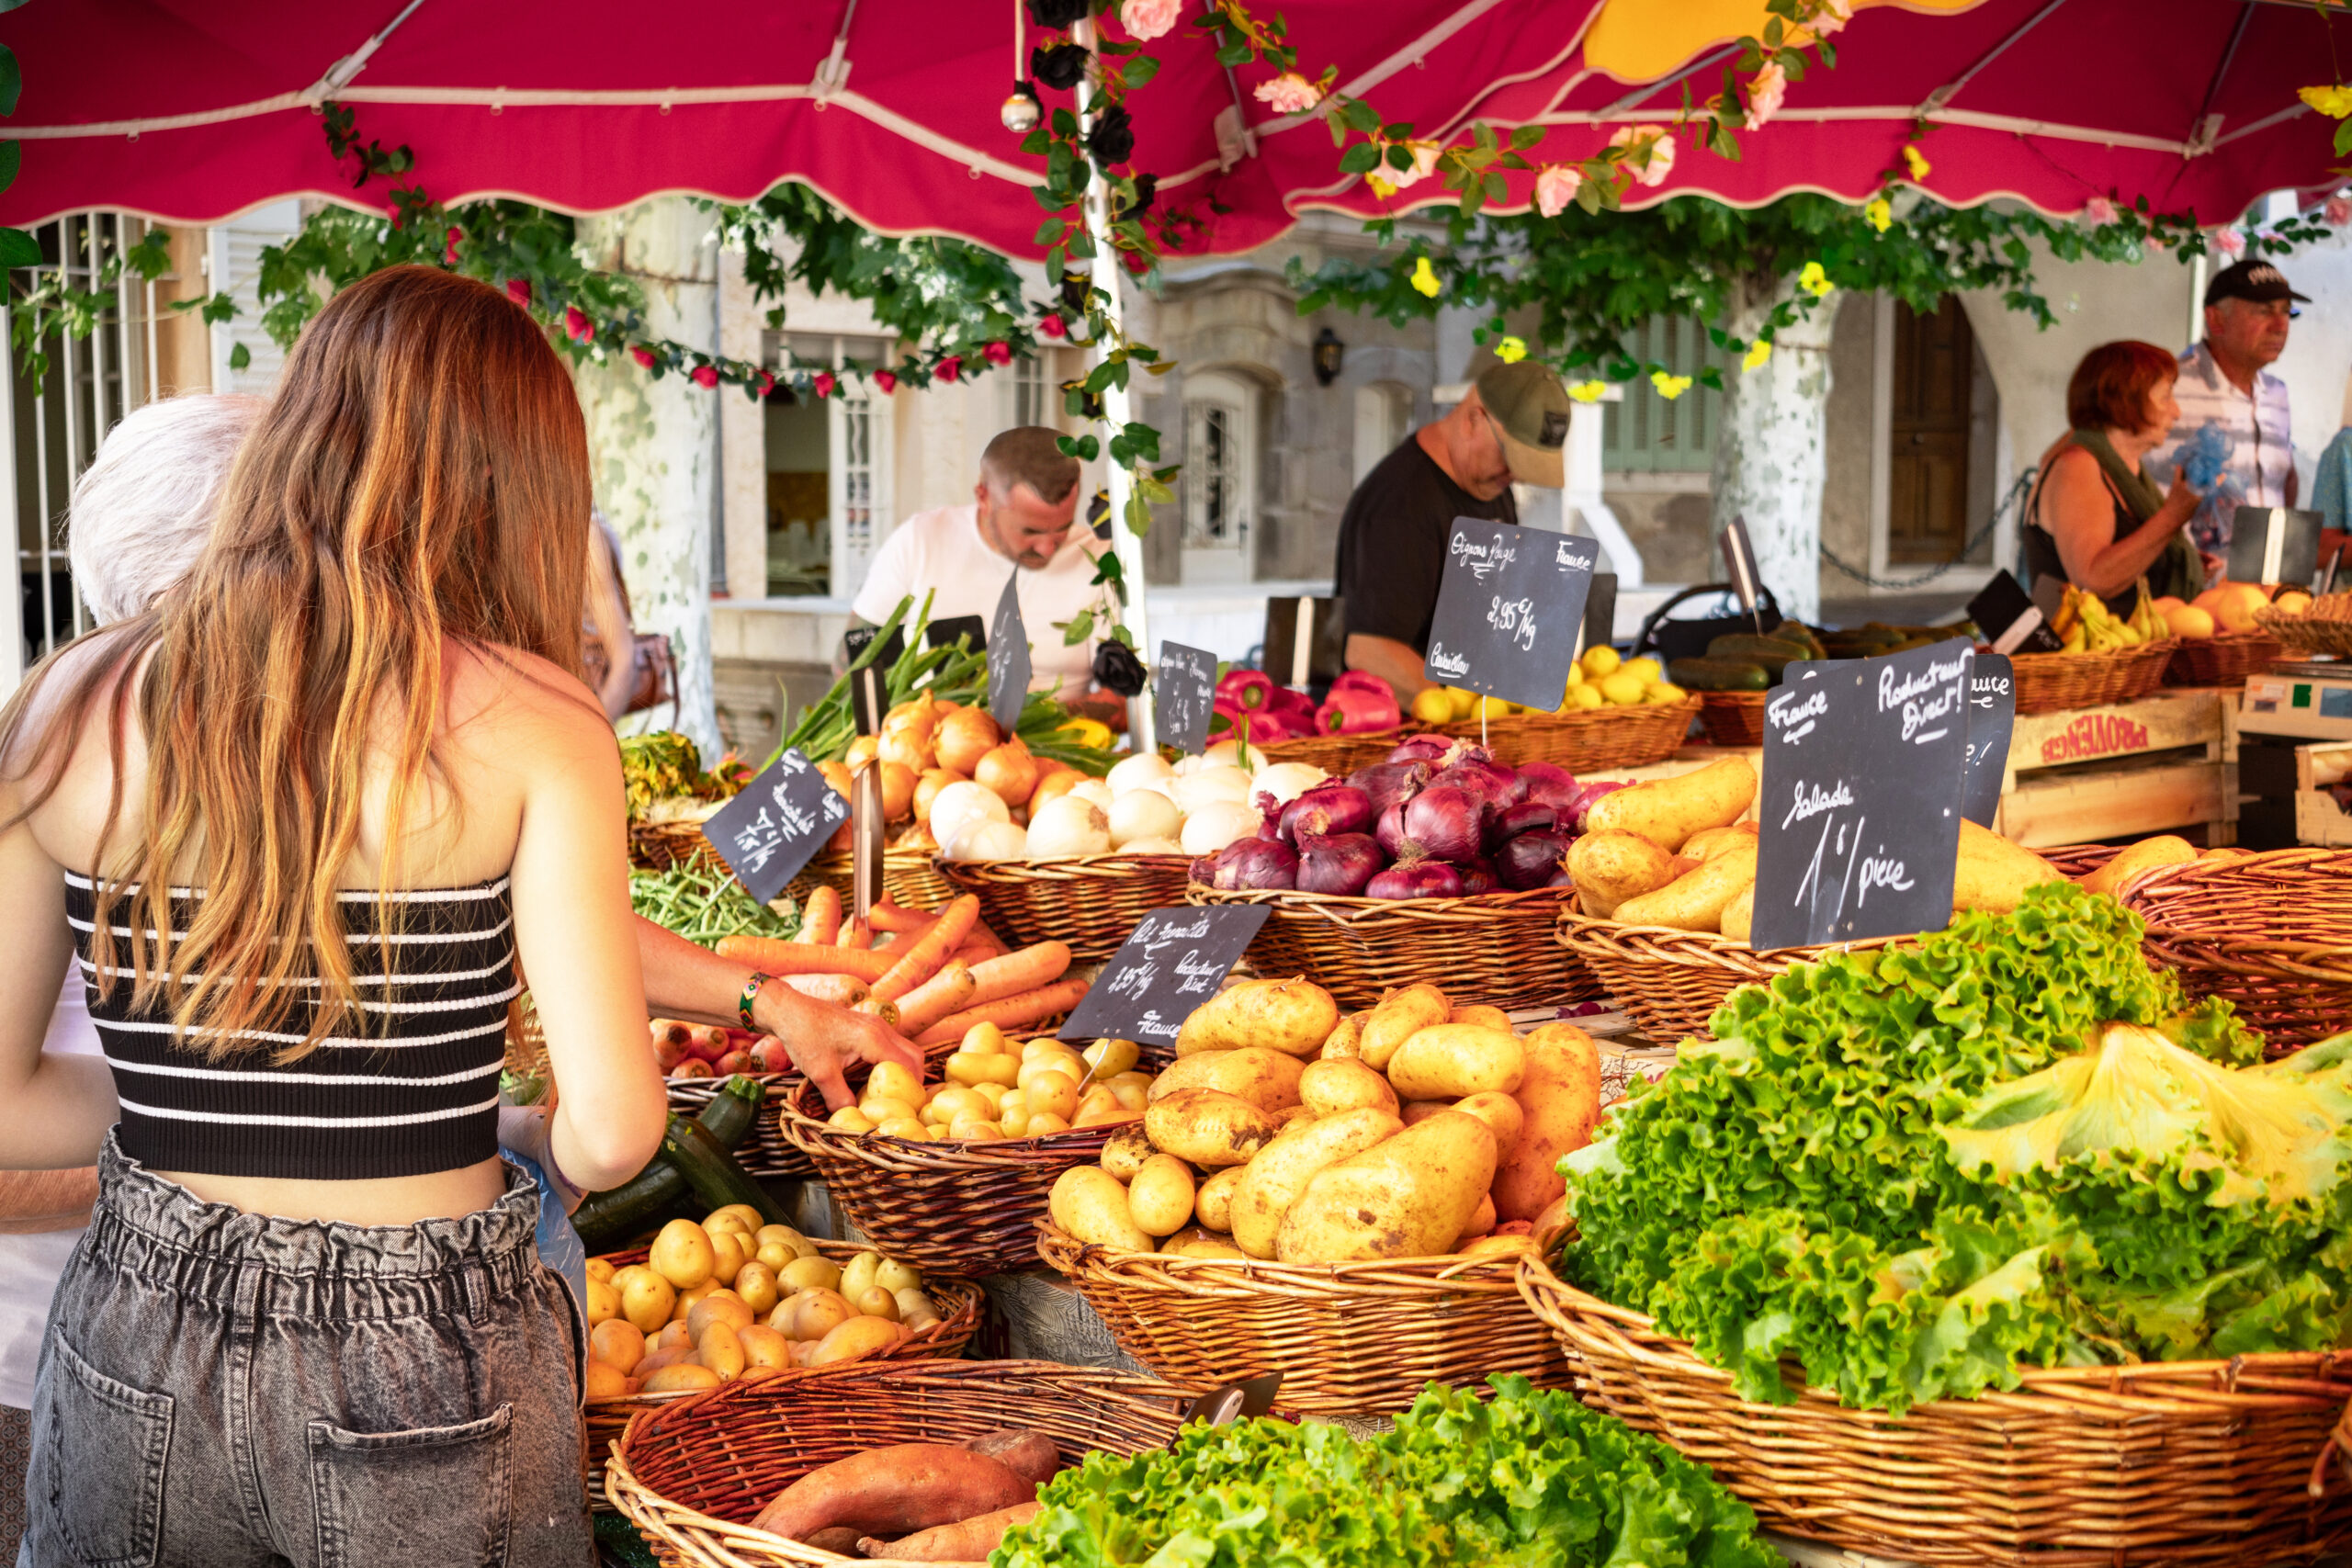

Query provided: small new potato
[584,1361,632,1400]
[1195,1167,1245,1232]
[1297,1057,1398,1118]
[697,1323,747,1381]
[861,1096,920,1126]
[865,1060,923,1108]
[1144,1089,1280,1168]
[641,1363,722,1395]
[671,1279,721,1322]
[1107,1079,1148,1112]
[1026,1070,1080,1122]
[653,1320,694,1352]
[1384,1024,1527,1100]
[649,1218,717,1291]
[840,1252,882,1300]
[706,1228,747,1287]
[707,1204,764,1235]
[876,1258,922,1293]
[1027,1112,1071,1135]
[829,1107,877,1134]
[620,1269,678,1335]
[894,1288,941,1330]
[1449,1004,1513,1031]
[780,1255,844,1294]
[960,1021,1011,1056]
[809,1315,905,1365]
[1450,1091,1523,1152]
[753,1224,807,1256]
[687,1291,754,1340]
[732,1261,781,1317]
[945,1052,1020,1089]
[972,1081,1008,1111]
[590,1318,646,1374]
[584,1277,619,1327]
[853,1285,900,1322]
[1048,1165,1154,1251]
[1161,1226,1249,1259]
[770,1286,854,1343]
[1125,1154,1197,1237]
[737,1324,793,1370]
[947,1115,1007,1142]
[1101,1122,1157,1183]
[876,1117,933,1141]
[1083,1037,1140,1077]
[585,1258,616,1286]
[1174,976,1340,1059]
[1073,1088,1132,1128]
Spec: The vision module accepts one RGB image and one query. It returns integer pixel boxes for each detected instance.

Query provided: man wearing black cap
[2147,259,2303,560]
[1332,360,1571,695]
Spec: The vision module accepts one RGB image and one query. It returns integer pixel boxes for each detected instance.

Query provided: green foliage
[994,1376,1776,1568]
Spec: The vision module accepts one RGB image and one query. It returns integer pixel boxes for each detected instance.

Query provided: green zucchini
[1668,657,1771,693]
[571,1157,689,1251]
[695,1075,764,1152]
[663,1115,788,1226]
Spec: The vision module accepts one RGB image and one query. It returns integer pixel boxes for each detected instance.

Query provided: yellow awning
[1584,0,1983,83]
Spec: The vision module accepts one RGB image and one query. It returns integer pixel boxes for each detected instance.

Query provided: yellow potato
[696,1323,747,1381]
[1952,819,2063,915]
[731,1262,781,1317]
[1452,1192,1497,1247]
[1047,1165,1155,1250]
[1611,841,1758,933]
[1083,1037,1141,1077]
[769,1286,853,1342]
[686,1291,753,1340]
[1583,756,1757,852]
[876,1117,933,1141]
[1146,1047,1306,1112]
[705,1228,747,1288]
[1719,885,1755,945]
[1173,976,1341,1058]
[1160,1226,1250,1259]
[853,1285,901,1322]
[925,1085,987,1123]
[1071,1089,1133,1129]
[1493,1022,1601,1224]
[1026,1112,1072,1135]
[1296,1056,1399,1118]
[1681,824,1758,862]
[863,1096,921,1125]
[1458,1233,1539,1261]
[652,1319,694,1352]
[1276,1111,1498,1265]
[619,1269,677,1335]
[1384,1023,1526,1100]
[737,1324,793,1370]
[1194,1166,1245,1232]
[1024,1070,1081,1122]
[590,1317,646,1375]
[671,1279,721,1323]
[584,1360,632,1400]
[1565,830,1680,920]
[1318,1011,1367,1061]
[947,1115,1007,1142]
[640,1363,723,1394]
[1143,1089,1281,1168]
[753,1224,807,1260]
[706,1204,764,1235]
[648,1219,716,1291]
[829,1107,878,1134]
[865,1060,923,1109]
[894,1288,941,1330]
[876,1258,922,1293]
[1399,1100,1453,1126]
[945,1052,1021,1088]
[809,1315,905,1366]
[1359,983,1450,1071]
[1126,1154,1198,1237]
[1450,1091,1523,1153]
[840,1251,882,1301]
[778,1254,843,1294]
[1100,1122,1158,1183]
[2081,835,2198,897]
[584,1277,619,1327]
[1228,1107,1404,1258]
[972,1082,1009,1111]
[1108,1080,1148,1113]
[585,1257,616,1285]
[1448,1004,1514,1031]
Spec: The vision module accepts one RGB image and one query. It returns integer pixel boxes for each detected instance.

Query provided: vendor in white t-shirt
[849,426,1126,724]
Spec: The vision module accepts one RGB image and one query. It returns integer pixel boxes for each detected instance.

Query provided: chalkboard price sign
[1155,641,1220,757]
[1749,641,1972,948]
[987,571,1031,734]
[1422,520,1597,712]
[1058,905,1272,1046]
[1961,654,2015,828]
[701,748,853,905]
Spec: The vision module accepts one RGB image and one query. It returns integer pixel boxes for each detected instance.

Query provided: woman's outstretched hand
[752,982,923,1111]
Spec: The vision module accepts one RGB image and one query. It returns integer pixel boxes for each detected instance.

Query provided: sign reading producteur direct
[1749,641,1972,948]
[1421,518,1598,712]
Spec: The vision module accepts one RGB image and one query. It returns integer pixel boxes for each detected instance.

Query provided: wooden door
[1888,297,1974,563]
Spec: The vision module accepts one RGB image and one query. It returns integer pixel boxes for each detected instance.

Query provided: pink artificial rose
[564,305,593,344]
[936,355,964,383]
[2085,196,2117,226]
[504,276,532,308]
[1123,247,1151,275]
[873,369,898,395]
[2212,228,2245,259]
[1534,164,1583,218]
[1746,61,1786,129]
[1253,72,1321,116]
[1610,125,1676,187]
[691,364,719,390]
[812,370,837,399]
[444,226,463,265]
[984,339,1013,367]
[2329,196,2352,228]
[629,345,658,370]
[1383,140,1442,192]
[1038,312,1068,339]
[1118,0,1181,41]
[1812,0,1852,35]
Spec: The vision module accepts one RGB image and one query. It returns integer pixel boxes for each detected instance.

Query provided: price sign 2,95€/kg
[702,747,854,905]
[1749,642,1972,949]
[1057,905,1272,1048]
[1422,519,1598,713]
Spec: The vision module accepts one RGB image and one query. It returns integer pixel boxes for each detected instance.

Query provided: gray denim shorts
[20,1134,589,1568]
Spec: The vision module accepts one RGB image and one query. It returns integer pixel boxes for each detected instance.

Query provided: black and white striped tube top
[63,871,518,1180]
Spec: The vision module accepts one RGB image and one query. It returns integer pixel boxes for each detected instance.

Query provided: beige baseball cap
[1474,360,1572,489]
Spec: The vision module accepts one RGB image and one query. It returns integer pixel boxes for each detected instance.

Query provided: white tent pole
[1071,14,1155,751]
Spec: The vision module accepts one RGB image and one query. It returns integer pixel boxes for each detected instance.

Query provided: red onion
[1515,761,1583,812]
[1497,829,1573,891]
[1432,758,1525,809]
[1385,734,1453,764]
[1348,761,1429,818]
[1204,837,1298,891]
[1367,856,1463,900]
[1453,856,1499,895]
[1375,800,1411,860]
[1565,779,1633,834]
[1489,800,1558,848]
[1279,783,1373,844]
[1295,830,1382,897]
[1255,791,1285,842]
[1402,785,1482,863]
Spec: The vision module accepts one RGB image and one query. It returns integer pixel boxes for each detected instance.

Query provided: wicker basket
[933,853,1193,963]
[2163,629,2281,688]
[582,1240,983,1502]
[1035,1222,1570,1416]
[2009,639,2177,715]
[1517,1255,2352,1566]
[1694,692,1769,748]
[1187,884,1600,1012]
[774,1048,1171,1277]
[1436,696,1699,772]
[1243,728,1405,775]
[783,846,957,915]
[662,1071,810,1181]
[2256,604,2352,659]
[2119,848,2352,1055]
[605,1360,1214,1567]
[631,818,726,874]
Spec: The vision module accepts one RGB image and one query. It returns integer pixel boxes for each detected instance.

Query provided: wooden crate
[2235,735,2352,850]
[1991,689,2233,849]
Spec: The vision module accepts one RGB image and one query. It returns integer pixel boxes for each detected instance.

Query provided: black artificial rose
[1026,0,1089,27]
[1085,104,1136,168]
[1113,173,1158,220]
[1059,270,1094,313]
[1030,42,1089,92]
[1093,639,1147,697]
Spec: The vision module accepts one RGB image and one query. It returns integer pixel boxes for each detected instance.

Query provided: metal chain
[1818,468,2038,592]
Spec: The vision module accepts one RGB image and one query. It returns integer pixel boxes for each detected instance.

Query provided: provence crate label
[703,747,853,904]
[1154,641,1220,757]
[987,571,1030,734]
[1059,905,1272,1047]
[1422,519,1597,711]
[1961,654,2015,828]
[1750,641,1971,948]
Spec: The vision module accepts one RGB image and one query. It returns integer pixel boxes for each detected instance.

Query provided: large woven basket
[2119,848,2352,1055]
[1188,884,1600,1011]
[2256,602,2352,659]
[2009,639,2177,715]
[2163,629,2281,688]
[1035,1222,1570,1416]
[1518,1255,2352,1566]
[934,852,1192,962]
[783,846,956,915]
[1242,728,1403,775]
[631,818,726,874]
[582,1240,982,1502]
[1694,692,1769,748]
[774,1048,1171,1277]
[1436,695,1700,772]
[605,1360,1207,1567]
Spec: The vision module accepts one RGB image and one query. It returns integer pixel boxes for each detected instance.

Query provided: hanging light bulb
[1001,79,1042,134]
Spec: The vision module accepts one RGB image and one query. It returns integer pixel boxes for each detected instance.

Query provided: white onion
[1120,835,1185,854]
[1201,739,1248,769]
[1250,761,1329,807]
[1180,798,1263,856]
[947,818,1029,862]
[1106,789,1181,849]
[1169,767,1253,818]
[1067,778,1114,810]
[1108,751,1177,796]
[1026,796,1112,859]
[930,779,1009,851]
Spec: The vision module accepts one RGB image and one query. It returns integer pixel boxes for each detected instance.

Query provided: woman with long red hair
[0,265,665,1565]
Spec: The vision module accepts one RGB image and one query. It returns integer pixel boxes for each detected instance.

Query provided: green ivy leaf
[1061,608,1094,646]
[0,140,17,198]
[1124,492,1153,536]
[1338,142,1379,175]
[228,341,252,371]
[1122,56,1159,90]
[0,46,19,118]
[1510,124,1545,151]
[0,224,37,269]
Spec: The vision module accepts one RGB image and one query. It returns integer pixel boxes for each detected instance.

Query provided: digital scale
[2241,660,2352,742]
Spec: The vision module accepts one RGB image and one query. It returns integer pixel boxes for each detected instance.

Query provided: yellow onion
[844,735,878,769]
[877,761,917,821]
[933,708,1001,775]
[975,738,1040,807]
[914,767,965,822]
[817,760,854,801]
[877,728,930,772]
[1028,763,1084,814]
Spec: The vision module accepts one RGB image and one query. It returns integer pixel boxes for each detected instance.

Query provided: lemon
[1642,682,1689,705]
[1474,694,1514,718]
[1446,686,1479,720]
[1580,645,1622,679]
[1622,656,1662,685]
[1408,686,1454,724]
[1598,671,1647,705]
[1564,661,1584,689]
[1570,684,1605,710]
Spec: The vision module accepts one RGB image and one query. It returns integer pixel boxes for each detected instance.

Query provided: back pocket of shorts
[307,1404,513,1568]
[35,1335,174,1568]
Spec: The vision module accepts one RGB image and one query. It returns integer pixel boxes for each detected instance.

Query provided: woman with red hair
[2023,340,2207,609]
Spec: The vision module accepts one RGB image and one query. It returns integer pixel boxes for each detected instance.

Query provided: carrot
[797,885,842,944]
[715,934,893,983]
[780,974,870,1008]
[841,917,874,951]
[870,895,979,1005]
[649,1018,693,1047]
[867,898,936,935]
[914,977,1091,1047]
[892,961,976,1038]
[947,941,998,968]
[967,920,1011,957]
[965,942,1071,1008]
[851,996,904,1028]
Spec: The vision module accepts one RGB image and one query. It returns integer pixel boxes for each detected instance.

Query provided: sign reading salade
[1058,905,1272,1047]
[1750,641,1971,948]
[1422,518,1598,711]
[702,747,853,905]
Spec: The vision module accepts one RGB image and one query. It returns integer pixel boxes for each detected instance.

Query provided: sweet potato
[862,1502,1041,1562]
[964,1430,1059,1488]
[751,1444,1030,1543]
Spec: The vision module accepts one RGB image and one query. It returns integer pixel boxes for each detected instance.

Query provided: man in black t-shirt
[1334,361,1573,694]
